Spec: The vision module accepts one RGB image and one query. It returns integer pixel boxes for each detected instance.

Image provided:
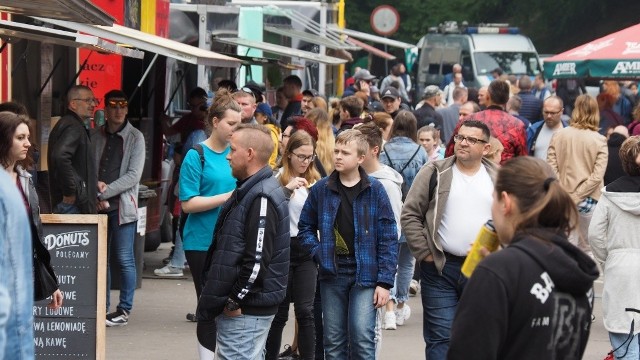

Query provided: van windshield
[474,52,540,76]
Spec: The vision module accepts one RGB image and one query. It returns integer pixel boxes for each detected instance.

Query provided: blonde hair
[306,108,335,173]
[310,96,328,112]
[335,129,368,156]
[280,131,320,186]
[570,94,600,131]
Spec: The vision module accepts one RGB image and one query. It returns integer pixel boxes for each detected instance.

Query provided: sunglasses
[107,100,128,109]
[232,86,256,100]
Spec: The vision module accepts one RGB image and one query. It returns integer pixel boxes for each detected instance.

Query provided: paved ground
[106,243,611,359]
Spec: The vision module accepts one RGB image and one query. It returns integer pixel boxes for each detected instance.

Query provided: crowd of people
[1,63,640,360]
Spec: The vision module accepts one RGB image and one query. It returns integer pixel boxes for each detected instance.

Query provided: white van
[415,22,543,94]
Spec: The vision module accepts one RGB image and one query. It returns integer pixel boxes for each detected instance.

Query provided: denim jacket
[0,170,34,360]
[298,167,398,287]
[380,136,429,190]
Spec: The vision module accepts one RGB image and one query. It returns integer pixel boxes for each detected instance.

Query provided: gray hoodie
[370,164,403,240]
[589,176,640,334]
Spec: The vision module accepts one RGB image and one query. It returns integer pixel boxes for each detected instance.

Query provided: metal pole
[128,53,159,103]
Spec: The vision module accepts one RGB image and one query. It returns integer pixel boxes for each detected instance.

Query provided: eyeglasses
[232,86,256,100]
[73,98,97,104]
[291,152,316,163]
[543,110,562,116]
[107,100,128,109]
[453,134,488,145]
[281,133,291,140]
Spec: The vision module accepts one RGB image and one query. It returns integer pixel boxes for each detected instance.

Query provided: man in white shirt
[526,96,567,160]
[402,119,497,359]
[442,73,466,106]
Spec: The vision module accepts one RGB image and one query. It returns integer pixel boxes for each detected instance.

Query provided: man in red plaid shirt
[445,80,527,164]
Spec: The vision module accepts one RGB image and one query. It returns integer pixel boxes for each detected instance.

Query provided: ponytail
[496,157,578,235]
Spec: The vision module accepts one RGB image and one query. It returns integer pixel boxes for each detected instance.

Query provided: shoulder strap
[193,143,205,169]
[383,145,395,169]
[399,145,422,174]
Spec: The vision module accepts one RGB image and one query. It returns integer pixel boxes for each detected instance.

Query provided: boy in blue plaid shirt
[298,129,398,360]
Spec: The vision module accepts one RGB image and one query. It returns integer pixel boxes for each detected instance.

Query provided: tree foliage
[344,0,640,55]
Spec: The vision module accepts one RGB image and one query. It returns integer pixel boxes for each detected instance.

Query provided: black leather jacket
[47,111,97,213]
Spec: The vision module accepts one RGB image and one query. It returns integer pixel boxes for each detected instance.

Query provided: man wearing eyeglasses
[445,80,527,164]
[526,96,568,160]
[91,90,145,327]
[402,120,497,359]
[48,85,98,214]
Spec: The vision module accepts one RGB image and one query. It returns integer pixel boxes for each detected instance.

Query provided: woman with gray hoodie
[589,136,640,359]
[379,110,429,330]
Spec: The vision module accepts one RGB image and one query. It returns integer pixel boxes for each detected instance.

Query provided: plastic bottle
[461,220,499,278]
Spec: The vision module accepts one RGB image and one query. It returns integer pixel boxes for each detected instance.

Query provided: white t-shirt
[438,164,494,256]
[533,125,557,160]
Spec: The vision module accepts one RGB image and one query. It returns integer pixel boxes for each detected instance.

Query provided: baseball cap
[423,85,440,99]
[370,85,380,94]
[255,102,273,117]
[302,89,320,97]
[380,87,401,100]
[354,69,376,81]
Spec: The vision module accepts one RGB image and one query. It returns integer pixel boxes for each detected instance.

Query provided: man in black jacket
[196,124,290,359]
[48,85,97,214]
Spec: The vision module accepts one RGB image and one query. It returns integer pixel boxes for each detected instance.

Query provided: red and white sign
[370,5,400,37]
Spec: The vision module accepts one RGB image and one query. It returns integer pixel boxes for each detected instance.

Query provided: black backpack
[178,144,205,238]
[383,145,422,201]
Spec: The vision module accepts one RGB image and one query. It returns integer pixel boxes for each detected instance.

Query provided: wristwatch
[225,298,240,311]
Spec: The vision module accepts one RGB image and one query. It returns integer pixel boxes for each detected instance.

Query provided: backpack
[178,143,205,238]
[383,144,422,201]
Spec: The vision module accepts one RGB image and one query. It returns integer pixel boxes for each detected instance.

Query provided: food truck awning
[213,37,347,65]
[327,25,417,50]
[38,17,242,68]
[0,0,114,26]
[264,25,359,51]
[0,19,143,58]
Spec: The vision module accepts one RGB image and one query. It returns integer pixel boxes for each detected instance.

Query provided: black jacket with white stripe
[197,166,290,319]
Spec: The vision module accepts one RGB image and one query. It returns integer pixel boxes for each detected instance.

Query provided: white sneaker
[383,311,396,330]
[409,280,420,296]
[154,265,183,277]
[395,304,411,326]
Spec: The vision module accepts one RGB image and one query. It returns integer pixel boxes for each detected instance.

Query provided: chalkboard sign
[34,214,107,360]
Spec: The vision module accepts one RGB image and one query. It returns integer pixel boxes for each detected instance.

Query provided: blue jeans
[0,173,34,360]
[610,332,640,359]
[420,255,468,360]
[106,211,137,312]
[390,242,415,304]
[320,257,376,360]
[169,228,186,269]
[215,313,275,360]
[53,201,80,214]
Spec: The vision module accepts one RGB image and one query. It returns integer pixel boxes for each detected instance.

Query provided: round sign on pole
[370,5,400,37]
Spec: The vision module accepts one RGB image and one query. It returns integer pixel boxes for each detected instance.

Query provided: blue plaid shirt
[577,197,597,214]
[298,168,398,287]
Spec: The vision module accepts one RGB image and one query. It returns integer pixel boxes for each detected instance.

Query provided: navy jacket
[197,166,290,319]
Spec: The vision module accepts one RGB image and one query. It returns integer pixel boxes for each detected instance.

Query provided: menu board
[35,215,107,360]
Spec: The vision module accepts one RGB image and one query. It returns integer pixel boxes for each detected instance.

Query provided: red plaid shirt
[445,106,528,164]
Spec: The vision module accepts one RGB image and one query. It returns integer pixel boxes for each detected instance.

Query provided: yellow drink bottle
[461,220,499,278]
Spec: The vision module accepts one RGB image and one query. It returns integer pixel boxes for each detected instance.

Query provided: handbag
[33,244,59,301]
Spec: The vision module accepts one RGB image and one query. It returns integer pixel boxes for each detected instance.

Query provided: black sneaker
[278,345,299,359]
[106,308,129,327]
[186,313,197,322]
